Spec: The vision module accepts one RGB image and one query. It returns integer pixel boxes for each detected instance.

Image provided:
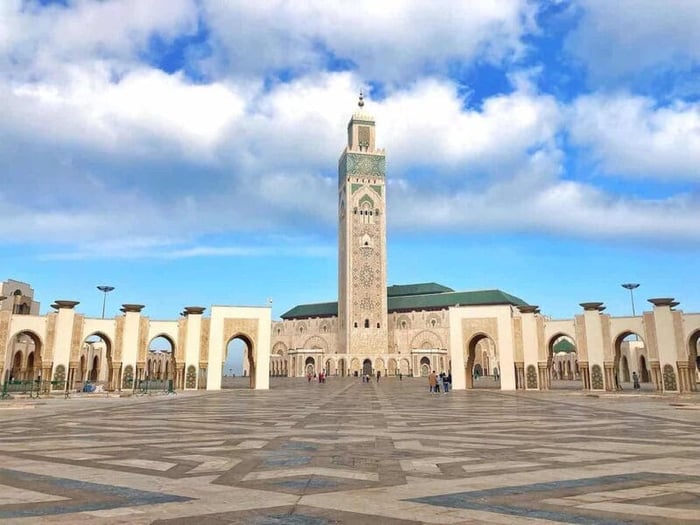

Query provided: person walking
[428,370,437,393]
[442,372,451,393]
[632,371,640,390]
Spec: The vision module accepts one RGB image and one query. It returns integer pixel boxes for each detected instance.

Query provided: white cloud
[569,93,700,179]
[567,0,700,83]
[201,0,535,82]
[1,0,198,78]
[376,78,561,176]
[4,65,246,158]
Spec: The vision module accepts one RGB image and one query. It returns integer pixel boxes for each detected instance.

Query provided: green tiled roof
[280,285,528,320]
[553,338,576,353]
[388,289,528,312]
[281,302,338,320]
[387,282,454,296]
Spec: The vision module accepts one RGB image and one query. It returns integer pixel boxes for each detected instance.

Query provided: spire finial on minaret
[358,90,364,108]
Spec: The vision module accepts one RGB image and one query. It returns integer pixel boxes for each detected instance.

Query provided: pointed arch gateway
[225,333,257,389]
[5,330,43,383]
[464,333,497,389]
[546,333,578,390]
[82,332,113,389]
[614,330,646,392]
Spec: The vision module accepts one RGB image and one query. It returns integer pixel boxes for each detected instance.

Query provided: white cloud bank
[0,0,698,259]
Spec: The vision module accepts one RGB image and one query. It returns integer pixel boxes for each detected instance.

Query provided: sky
[3,0,700,363]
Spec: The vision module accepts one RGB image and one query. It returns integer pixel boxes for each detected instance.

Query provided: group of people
[307,371,327,383]
[428,370,451,393]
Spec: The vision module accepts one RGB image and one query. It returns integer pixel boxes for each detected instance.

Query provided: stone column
[514,362,525,390]
[578,360,591,390]
[603,361,615,392]
[120,304,145,390]
[518,305,540,390]
[579,303,607,391]
[648,298,681,392]
[537,362,549,391]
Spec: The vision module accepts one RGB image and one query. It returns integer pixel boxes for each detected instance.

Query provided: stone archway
[688,330,700,388]
[5,330,42,383]
[225,334,256,388]
[82,332,112,389]
[546,333,577,389]
[362,359,372,376]
[464,333,497,389]
[419,357,430,377]
[614,331,646,391]
[305,356,316,377]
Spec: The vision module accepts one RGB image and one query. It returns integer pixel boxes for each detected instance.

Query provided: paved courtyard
[0,378,699,524]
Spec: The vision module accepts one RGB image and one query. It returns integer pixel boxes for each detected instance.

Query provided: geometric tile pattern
[0,378,698,524]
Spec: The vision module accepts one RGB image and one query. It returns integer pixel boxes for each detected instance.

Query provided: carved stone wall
[199,318,210,363]
[0,311,10,365]
[137,317,149,362]
[223,318,259,351]
[114,316,125,362]
[461,318,498,351]
[44,313,56,362]
[69,314,84,362]
[643,311,658,360]
[177,318,186,362]
[574,315,588,361]
[512,317,523,362]
[600,314,612,361]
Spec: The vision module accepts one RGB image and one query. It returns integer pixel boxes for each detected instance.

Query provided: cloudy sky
[3,0,700,332]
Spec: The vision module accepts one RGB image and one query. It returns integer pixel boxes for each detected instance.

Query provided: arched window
[376,323,380,328]
[364,319,370,328]
[354,322,358,328]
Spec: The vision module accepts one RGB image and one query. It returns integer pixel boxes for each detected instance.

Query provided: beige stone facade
[269,102,700,393]
[1,302,271,392]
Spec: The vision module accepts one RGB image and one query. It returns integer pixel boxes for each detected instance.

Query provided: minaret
[338,93,388,357]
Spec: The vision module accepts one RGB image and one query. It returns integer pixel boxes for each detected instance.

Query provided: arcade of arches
[3,298,699,394]
[270,300,700,393]
[1,304,271,392]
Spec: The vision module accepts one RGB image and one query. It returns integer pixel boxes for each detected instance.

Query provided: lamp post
[97,286,115,319]
[621,283,640,317]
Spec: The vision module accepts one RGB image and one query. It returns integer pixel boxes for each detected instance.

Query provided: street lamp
[97,286,115,319]
[621,283,640,317]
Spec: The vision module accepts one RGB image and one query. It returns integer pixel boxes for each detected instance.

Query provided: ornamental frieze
[339,152,385,178]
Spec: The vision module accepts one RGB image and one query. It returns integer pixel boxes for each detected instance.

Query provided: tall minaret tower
[338,93,388,357]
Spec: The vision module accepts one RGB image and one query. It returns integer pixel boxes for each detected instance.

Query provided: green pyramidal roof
[387,282,454,296]
[280,283,528,320]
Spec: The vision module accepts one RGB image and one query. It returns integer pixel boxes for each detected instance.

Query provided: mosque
[266,96,700,393]
[1,99,699,394]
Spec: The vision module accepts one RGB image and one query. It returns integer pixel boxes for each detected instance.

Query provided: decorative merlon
[120,304,145,313]
[648,298,675,307]
[183,306,206,316]
[518,305,540,314]
[54,300,80,309]
[579,302,605,311]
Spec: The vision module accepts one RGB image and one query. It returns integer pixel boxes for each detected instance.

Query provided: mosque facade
[268,99,700,393]
[1,103,699,394]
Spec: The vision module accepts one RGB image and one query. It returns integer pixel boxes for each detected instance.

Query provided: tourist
[428,370,437,393]
[632,371,640,390]
[376,370,381,382]
[442,372,450,393]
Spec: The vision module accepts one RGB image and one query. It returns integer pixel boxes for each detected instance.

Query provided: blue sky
[3,0,700,353]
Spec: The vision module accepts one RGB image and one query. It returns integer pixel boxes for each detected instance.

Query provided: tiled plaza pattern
[0,378,699,524]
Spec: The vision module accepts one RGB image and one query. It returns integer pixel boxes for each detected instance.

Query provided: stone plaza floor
[0,377,699,524]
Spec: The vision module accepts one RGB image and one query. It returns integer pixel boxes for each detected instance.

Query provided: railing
[137,379,174,395]
[1,379,65,399]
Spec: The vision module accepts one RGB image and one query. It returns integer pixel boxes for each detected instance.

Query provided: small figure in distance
[428,370,437,393]
[632,371,640,390]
